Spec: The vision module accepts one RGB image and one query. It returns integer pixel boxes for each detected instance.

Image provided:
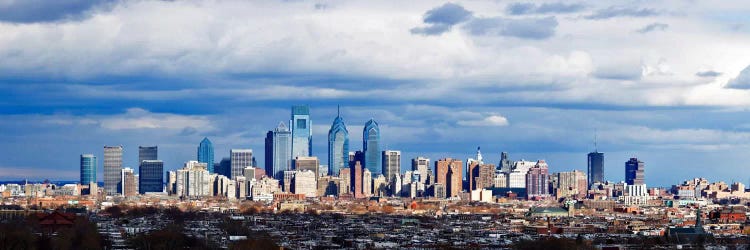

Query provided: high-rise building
[362,168,372,196]
[526,161,549,200]
[351,160,363,198]
[469,162,496,191]
[266,122,292,180]
[555,170,587,199]
[339,168,351,194]
[499,152,511,172]
[411,157,430,184]
[217,157,231,177]
[291,105,312,161]
[173,161,211,197]
[197,137,214,173]
[139,160,163,194]
[230,149,253,179]
[138,146,158,163]
[283,170,296,193]
[104,145,123,195]
[625,158,645,185]
[121,168,137,197]
[382,150,400,182]
[588,151,604,187]
[295,156,319,180]
[508,160,536,188]
[80,154,96,185]
[435,158,463,198]
[328,108,349,177]
[372,174,386,197]
[293,170,317,197]
[363,119,381,175]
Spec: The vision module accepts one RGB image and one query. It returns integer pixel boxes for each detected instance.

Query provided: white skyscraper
[230,149,253,179]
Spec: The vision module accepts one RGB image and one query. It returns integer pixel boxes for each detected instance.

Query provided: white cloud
[457,114,509,127]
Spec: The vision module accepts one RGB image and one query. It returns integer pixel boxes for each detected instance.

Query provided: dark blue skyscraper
[625,157,645,185]
[328,107,349,176]
[139,160,163,193]
[80,154,96,184]
[363,119,381,175]
[197,137,214,173]
[266,122,292,180]
[138,146,158,163]
[587,151,604,187]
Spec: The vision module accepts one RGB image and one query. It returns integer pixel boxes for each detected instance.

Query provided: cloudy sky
[1,0,750,186]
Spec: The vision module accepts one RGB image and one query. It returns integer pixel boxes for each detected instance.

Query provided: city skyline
[2,1,750,187]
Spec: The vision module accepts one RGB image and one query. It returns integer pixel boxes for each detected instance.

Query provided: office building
[217,157,231,177]
[351,160,363,198]
[588,151,604,188]
[499,152,511,172]
[508,160,535,188]
[362,168,372,196]
[382,150,400,182]
[526,161,549,200]
[339,168,351,194]
[327,107,349,177]
[230,149,253,179]
[436,158,463,198]
[283,170,296,193]
[121,168,137,198]
[138,146,157,163]
[469,162,496,191]
[104,145,123,195]
[555,170,587,199]
[266,122,292,180]
[625,158,645,185]
[293,170,317,197]
[295,156,319,180]
[80,154,96,185]
[173,161,211,197]
[139,160,163,194]
[291,105,312,160]
[411,157,430,184]
[197,137,214,173]
[363,119,381,175]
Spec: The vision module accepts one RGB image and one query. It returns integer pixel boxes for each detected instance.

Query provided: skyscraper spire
[594,129,598,152]
[337,105,340,117]
[476,146,483,164]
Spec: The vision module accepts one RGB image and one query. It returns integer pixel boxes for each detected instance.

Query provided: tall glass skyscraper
[363,119,381,176]
[139,160,163,193]
[290,105,312,162]
[138,146,158,163]
[104,145,123,195]
[587,151,604,187]
[197,137,214,173]
[625,157,645,185]
[327,108,349,177]
[80,154,96,185]
[266,122,292,180]
[230,149,253,179]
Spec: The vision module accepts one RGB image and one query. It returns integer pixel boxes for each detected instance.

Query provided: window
[297,119,307,129]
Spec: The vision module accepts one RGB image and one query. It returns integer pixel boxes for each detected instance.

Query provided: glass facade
[328,114,349,176]
[197,137,214,173]
[80,154,96,185]
[363,119,381,176]
[267,122,292,180]
[139,160,164,193]
[587,151,604,187]
[104,145,123,195]
[138,146,158,163]
[291,105,312,161]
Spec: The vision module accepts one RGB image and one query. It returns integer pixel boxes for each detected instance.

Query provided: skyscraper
[266,122,292,180]
[138,146,158,163]
[625,157,645,185]
[121,167,137,197]
[291,105,312,161]
[230,149,253,179]
[328,107,349,177]
[197,137,214,173]
[80,154,96,185]
[499,152,511,172]
[436,158,463,198]
[382,150,400,182]
[411,157,430,184]
[104,145,123,195]
[526,162,550,200]
[363,119,381,175]
[587,151,604,187]
[295,156,320,180]
[217,157,231,177]
[139,160,163,193]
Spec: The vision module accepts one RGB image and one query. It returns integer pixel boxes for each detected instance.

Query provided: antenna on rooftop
[337,105,340,117]
[594,129,598,152]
